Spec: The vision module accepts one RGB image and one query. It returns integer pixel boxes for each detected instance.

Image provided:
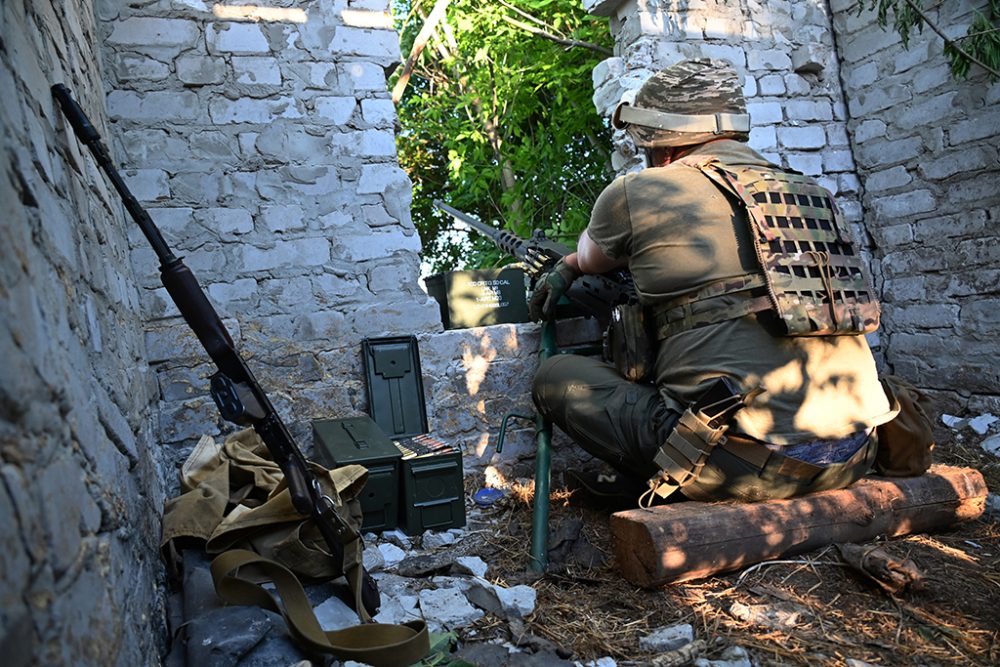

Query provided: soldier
[529,59,898,504]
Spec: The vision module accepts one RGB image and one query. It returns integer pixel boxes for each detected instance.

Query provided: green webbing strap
[210,550,430,667]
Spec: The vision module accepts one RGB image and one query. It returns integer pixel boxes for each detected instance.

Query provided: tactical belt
[651,273,771,340]
[721,431,877,482]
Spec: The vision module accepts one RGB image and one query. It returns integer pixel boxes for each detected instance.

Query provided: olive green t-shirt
[587,140,895,444]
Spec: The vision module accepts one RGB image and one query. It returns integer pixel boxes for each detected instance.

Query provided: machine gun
[432,200,635,326]
[51,84,380,618]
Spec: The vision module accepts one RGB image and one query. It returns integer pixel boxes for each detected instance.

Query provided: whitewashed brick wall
[1,0,164,663]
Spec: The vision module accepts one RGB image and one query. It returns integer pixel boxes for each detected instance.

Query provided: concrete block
[898,92,959,128]
[329,27,400,64]
[359,129,397,156]
[111,54,170,81]
[107,17,200,47]
[757,74,785,96]
[341,61,386,90]
[361,98,395,126]
[314,96,356,124]
[865,166,912,193]
[847,82,911,116]
[198,208,254,236]
[333,227,419,262]
[747,49,793,71]
[746,101,783,125]
[777,126,826,149]
[853,119,885,143]
[870,189,936,219]
[176,55,227,85]
[122,169,170,201]
[785,153,823,176]
[259,205,305,233]
[823,149,854,173]
[107,90,201,121]
[232,56,282,85]
[209,97,303,124]
[357,164,409,195]
[242,238,331,271]
[948,113,1000,145]
[419,588,484,630]
[748,126,777,152]
[207,22,270,54]
[784,100,833,121]
[855,136,923,168]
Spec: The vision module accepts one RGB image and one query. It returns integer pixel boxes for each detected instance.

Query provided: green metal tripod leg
[529,319,558,573]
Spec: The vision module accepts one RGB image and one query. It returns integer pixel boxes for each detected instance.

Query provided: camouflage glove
[529,258,582,321]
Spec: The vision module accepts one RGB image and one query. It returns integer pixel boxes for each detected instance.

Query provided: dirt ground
[461,436,1000,666]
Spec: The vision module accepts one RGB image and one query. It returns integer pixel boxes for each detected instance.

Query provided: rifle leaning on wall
[433,200,635,326]
[50,84,382,618]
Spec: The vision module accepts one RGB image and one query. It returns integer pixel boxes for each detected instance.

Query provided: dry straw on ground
[461,436,1000,665]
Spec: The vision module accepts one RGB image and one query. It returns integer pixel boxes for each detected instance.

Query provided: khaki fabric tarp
[161,428,368,580]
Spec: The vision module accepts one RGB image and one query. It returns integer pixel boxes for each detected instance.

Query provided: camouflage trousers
[531,354,876,502]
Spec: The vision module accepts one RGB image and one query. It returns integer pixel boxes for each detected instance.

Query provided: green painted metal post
[529,319,558,572]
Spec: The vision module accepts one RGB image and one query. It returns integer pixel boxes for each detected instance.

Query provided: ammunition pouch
[642,377,753,505]
[603,301,656,383]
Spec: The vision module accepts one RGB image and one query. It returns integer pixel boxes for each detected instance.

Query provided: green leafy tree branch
[392,0,614,274]
[859,0,1000,80]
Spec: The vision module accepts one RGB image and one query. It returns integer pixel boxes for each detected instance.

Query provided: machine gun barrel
[433,199,635,326]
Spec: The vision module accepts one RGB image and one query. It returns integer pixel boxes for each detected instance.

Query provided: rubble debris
[651,639,708,667]
[639,623,695,652]
[728,600,813,628]
[836,543,924,594]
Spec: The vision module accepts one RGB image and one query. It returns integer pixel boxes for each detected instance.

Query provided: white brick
[123,169,169,201]
[871,190,937,219]
[243,238,331,270]
[823,149,855,172]
[201,208,253,235]
[785,100,833,121]
[314,97,356,124]
[361,99,395,126]
[748,125,777,151]
[359,129,396,156]
[341,62,386,90]
[232,56,282,85]
[108,91,200,121]
[107,17,199,47]
[260,205,305,233]
[112,54,170,81]
[334,228,419,262]
[777,125,826,149]
[748,49,793,71]
[207,22,270,54]
[176,56,227,85]
[758,74,785,95]
[209,97,303,124]
[786,152,823,175]
[865,166,912,192]
[329,27,400,63]
[747,101,783,124]
[854,119,885,143]
[358,165,410,195]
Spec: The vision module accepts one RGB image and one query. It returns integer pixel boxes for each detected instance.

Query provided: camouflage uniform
[533,61,895,502]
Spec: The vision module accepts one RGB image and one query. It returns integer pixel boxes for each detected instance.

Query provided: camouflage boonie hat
[612,59,749,148]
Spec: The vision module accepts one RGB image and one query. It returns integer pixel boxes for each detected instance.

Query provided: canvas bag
[875,376,936,477]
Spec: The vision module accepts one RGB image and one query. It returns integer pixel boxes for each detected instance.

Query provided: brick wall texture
[1,0,165,664]
[4,0,998,662]
[586,0,1000,417]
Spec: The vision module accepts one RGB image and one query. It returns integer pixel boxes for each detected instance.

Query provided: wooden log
[610,465,988,588]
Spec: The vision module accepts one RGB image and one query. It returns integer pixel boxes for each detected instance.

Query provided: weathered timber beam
[610,465,988,588]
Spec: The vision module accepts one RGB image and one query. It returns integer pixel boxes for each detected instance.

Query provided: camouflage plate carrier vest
[652,156,881,339]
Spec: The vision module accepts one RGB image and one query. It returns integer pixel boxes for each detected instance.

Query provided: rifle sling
[211,550,429,667]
